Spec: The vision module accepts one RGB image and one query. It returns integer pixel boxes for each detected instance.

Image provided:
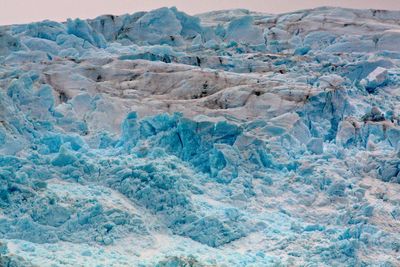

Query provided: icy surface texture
[1,6,400,266]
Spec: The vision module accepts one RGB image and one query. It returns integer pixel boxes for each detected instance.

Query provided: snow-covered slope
[1,6,400,266]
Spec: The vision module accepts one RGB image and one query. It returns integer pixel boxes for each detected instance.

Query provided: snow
[0,6,400,267]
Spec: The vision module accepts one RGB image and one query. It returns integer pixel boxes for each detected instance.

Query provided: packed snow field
[1,6,400,266]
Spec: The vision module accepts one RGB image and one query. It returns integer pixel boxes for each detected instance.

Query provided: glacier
[0,6,400,266]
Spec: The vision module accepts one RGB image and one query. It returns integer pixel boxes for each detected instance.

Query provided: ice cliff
[1,6,400,266]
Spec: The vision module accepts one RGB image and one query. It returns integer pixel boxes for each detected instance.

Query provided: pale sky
[1,0,400,26]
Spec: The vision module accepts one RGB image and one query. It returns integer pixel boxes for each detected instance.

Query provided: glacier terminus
[0,6,400,267]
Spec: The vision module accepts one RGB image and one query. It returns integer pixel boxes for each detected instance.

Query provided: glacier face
[1,6,400,266]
